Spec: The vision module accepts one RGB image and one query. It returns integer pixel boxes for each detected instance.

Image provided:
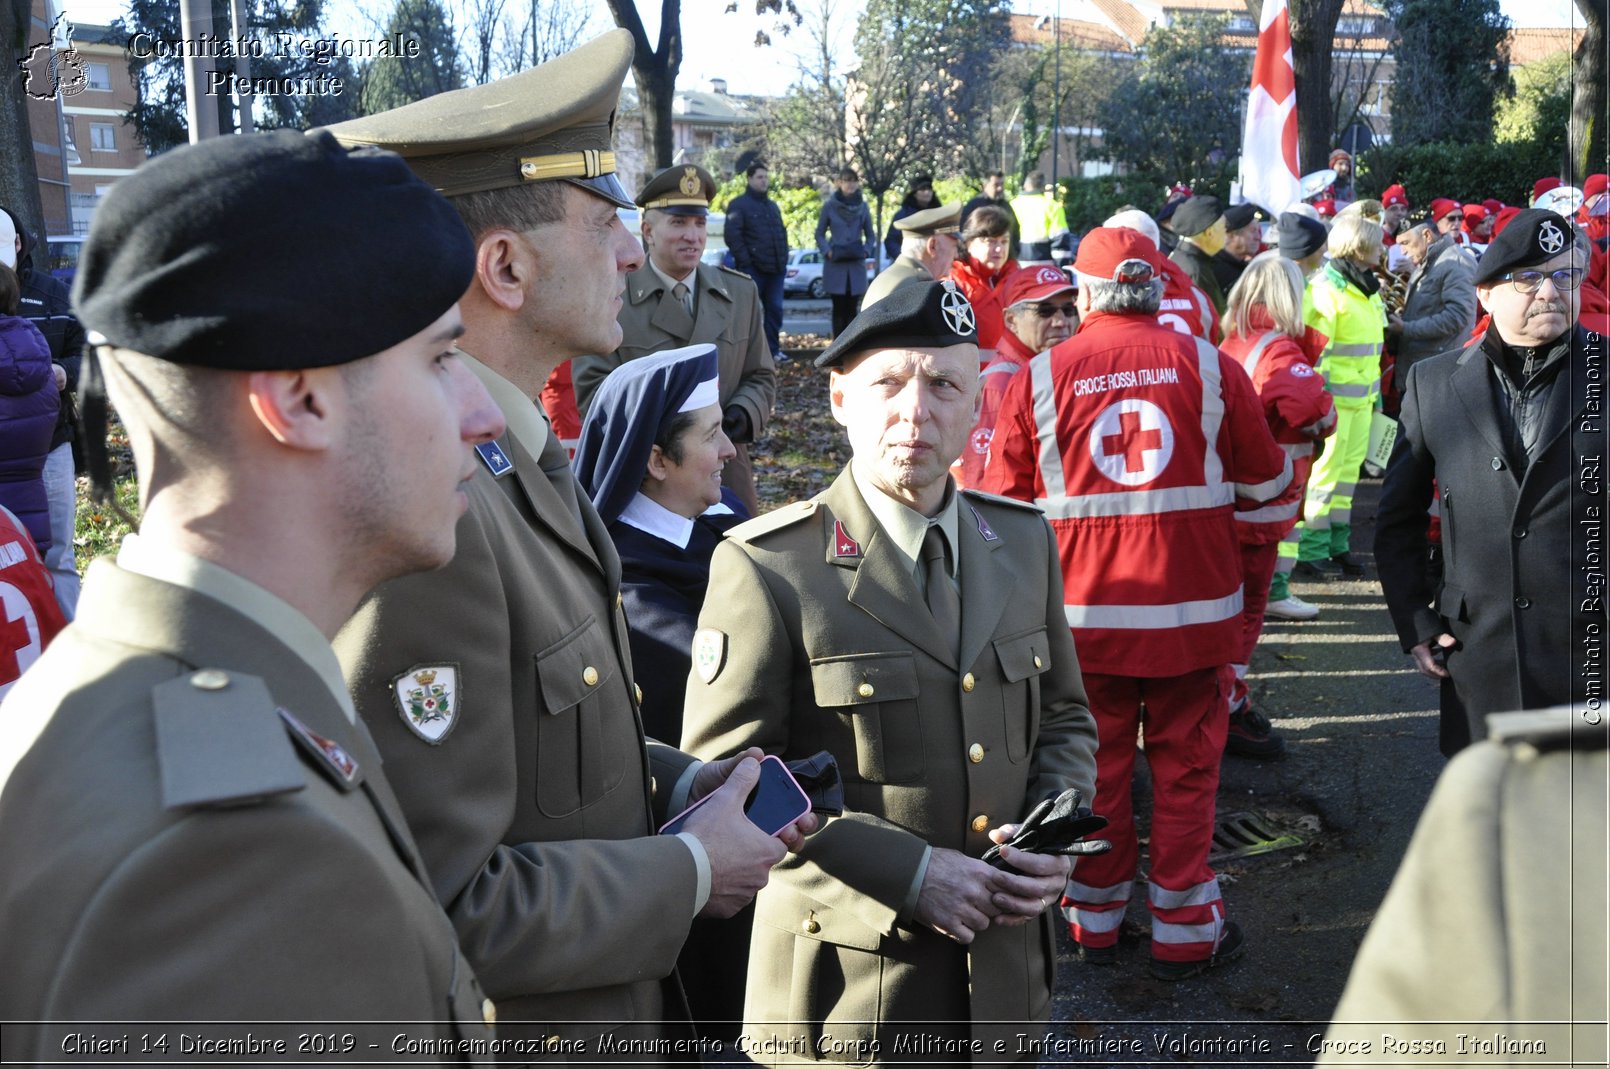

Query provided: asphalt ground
[1041,478,1449,1067]
[751,353,1450,1068]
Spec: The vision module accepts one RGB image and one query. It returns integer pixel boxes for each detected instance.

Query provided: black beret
[73,129,475,370]
[1172,195,1224,237]
[1473,208,1577,285]
[815,280,978,369]
[1223,203,1261,230]
[1277,212,1328,260]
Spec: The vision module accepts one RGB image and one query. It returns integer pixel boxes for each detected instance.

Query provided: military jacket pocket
[808,652,922,783]
[993,626,1050,762]
[532,615,624,817]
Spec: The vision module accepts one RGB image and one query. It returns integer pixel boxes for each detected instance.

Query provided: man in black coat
[2,205,86,620]
[1376,209,1608,754]
[723,161,789,360]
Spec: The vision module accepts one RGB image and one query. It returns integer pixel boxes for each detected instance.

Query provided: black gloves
[982,788,1111,875]
[722,405,754,444]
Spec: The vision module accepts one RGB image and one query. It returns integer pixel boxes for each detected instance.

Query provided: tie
[921,525,961,660]
[673,281,694,316]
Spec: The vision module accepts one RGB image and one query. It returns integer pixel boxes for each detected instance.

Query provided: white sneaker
[1265,595,1320,621]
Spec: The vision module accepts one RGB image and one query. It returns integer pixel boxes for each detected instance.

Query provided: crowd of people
[0,21,1604,1064]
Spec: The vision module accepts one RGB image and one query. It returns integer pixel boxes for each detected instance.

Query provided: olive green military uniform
[1321,708,1608,1066]
[573,163,776,517]
[325,33,709,1045]
[681,468,1099,1063]
[0,551,495,1060]
[863,203,961,310]
[336,354,703,1040]
[862,255,937,309]
[575,261,775,516]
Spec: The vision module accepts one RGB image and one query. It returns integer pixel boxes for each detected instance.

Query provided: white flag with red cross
[1238,0,1302,216]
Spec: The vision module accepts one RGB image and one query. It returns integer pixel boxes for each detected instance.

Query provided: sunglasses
[1502,267,1585,294]
[1031,301,1078,319]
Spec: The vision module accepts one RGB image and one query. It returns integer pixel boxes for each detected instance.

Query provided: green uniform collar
[849,458,960,582]
[116,533,357,724]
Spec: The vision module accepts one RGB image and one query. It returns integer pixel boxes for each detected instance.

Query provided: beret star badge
[940,282,976,336]
[1538,220,1566,256]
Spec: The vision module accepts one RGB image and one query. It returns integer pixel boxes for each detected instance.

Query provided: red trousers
[1063,667,1231,962]
[1230,541,1280,710]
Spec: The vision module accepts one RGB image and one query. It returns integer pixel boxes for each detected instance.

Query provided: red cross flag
[1237,0,1301,216]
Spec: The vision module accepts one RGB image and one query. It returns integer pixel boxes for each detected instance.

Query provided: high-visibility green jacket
[1304,261,1386,403]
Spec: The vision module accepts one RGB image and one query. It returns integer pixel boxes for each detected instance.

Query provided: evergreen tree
[1100,15,1248,190]
[1386,0,1511,146]
[359,0,464,114]
[118,0,358,155]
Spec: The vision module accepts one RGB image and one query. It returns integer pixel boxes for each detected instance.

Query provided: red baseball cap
[1001,264,1075,308]
[1429,198,1461,223]
[1482,198,1503,214]
[1532,177,1563,202]
[1381,184,1408,208]
[1461,203,1489,226]
[1585,174,1609,200]
[1491,205,1522,236]
[1073,228,1158,284]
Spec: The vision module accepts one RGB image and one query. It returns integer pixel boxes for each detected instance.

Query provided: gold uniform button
[635,683,644,704]
[961,672,976,692]
[1033,655,1043,669]
[971,814,989,833]
[190,669,230,691]
[802,917,821,934]
[481,998,496,1025]
[857,682,875,698]
[582,666,599,687]
[968,744,984,764]
[616,592,623,610]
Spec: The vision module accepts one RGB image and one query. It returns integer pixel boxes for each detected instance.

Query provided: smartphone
[660,754,812,837]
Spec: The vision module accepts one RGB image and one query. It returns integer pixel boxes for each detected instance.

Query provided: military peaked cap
[320,30,635,206]
[637,165,717,216]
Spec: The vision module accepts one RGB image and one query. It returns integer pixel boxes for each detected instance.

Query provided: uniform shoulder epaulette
[717,264,751,280]
[959,487,1045,514]
[727,498,821,543]
[1488,706,1609,754]
[153,669,305,810]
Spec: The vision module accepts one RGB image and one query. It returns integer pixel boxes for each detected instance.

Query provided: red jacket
[955,328,1037,490]
[0,504,65,700]
[539,362,582,459]
[1153,258,1220,343]
[948,257,1019,352]
[1219,316,1337,544]
[981,311,1289,676]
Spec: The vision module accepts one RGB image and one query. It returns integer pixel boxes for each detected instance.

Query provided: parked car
[784,248,827,298]
[784,248,875,298]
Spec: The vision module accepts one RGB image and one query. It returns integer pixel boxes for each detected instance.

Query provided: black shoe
[1148,921,1246,981]
[1292,558,1341,579]
[1225,706,1286,760]
[1074,940,1118,966]
[1330,552,1366,577]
